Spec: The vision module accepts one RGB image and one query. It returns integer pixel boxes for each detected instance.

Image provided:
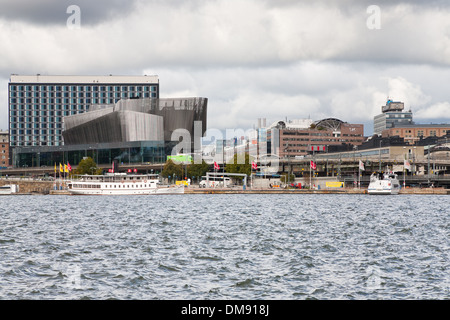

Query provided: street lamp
[284,147,289,185]
[403,146,407,188]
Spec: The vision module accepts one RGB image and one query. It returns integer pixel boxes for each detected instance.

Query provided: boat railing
[70,173,160,183]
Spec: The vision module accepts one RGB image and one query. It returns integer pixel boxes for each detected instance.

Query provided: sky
[1,0,450,136]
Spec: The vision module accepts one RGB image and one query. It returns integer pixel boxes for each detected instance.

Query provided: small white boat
[67,173,184,195]
[368,172,401,195]
[0,184,19,195]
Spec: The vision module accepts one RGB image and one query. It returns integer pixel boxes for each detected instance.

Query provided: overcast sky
[1,0,450,135]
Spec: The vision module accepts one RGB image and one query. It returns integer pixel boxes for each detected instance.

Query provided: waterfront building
[265,118,364,158]
[8,74,160,148]
[381,123,450,145]
[373,99,414,135]
[12,97,208,168]
[314,144,425,163]
[0,131,9,168]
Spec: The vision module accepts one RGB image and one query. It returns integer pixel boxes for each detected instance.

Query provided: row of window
[10,85,157,92]
[11,117,65,125]
[396,129,447,137]
[71,184,152,189]
[11,92,156,99]
[9,142,61,147]
[10,104,87,110]
[11,111,83,118]
[10,130,62,135]
[11,136,62,145]
[11,123,62,129]
[385,114,411,118]
[10,93,156,104]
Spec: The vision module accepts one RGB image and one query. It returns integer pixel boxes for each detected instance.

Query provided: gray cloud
[0,0,138,25]
[1,0,450,134]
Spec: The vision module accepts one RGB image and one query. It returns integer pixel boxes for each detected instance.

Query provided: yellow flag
[54,163,56,173]
[64,164,68,173]
[59,163,63,173]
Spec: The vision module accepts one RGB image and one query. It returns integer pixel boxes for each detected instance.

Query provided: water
[0,194,448,300]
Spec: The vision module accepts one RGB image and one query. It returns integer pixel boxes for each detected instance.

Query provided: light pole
[427,144,430,183]
[403,146,407,188]
[378,140,382,172]
[284,147,289,185]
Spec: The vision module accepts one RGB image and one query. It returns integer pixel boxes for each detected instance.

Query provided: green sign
[167,155,193,163]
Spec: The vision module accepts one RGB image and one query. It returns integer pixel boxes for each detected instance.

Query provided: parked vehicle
[199,176,231,188]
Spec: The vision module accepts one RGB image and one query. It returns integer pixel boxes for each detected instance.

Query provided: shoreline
[1,179,448,195]
[42,187,450,195]
[183,187,449,195]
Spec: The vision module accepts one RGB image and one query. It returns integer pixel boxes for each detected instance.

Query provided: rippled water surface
[0,194,448,299]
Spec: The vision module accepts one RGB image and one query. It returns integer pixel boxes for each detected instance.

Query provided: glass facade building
[8,75,159,147]
[12,141,167,169]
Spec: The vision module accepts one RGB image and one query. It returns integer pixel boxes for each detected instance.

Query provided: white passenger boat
[67,173,184,195]
[367,172,401,195]
[0,184,19,195]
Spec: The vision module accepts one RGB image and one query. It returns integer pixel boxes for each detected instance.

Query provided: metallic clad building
[12,97,208,168]
[62,97,208,144]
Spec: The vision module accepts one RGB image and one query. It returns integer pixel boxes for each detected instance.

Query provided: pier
[1,178,448,195]
[1,155,450,194]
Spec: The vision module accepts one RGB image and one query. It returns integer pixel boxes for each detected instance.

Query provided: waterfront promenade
[1,178,448,195]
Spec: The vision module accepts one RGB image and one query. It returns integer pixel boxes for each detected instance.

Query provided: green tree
[225,153,254,176]
[187,160,209,181]
[74,157,102,175]
[280,173,296,184]
[161,159,183,180]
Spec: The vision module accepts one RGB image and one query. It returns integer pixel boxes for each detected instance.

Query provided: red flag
[67,162,72,172]
[359,160,365,171]
[214,162,220,170]
[310,161,317,170]
[252,161,257,170]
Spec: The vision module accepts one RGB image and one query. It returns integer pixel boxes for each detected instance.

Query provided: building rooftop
[390,123,450,128]
[382,99,405,113]
[9,74,159,84]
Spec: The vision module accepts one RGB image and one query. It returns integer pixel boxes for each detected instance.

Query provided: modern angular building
[62,97,207,145]
[8,74,159,148]
[12,97,208,169]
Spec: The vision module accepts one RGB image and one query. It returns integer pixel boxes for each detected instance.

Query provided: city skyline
[2,1,450,136]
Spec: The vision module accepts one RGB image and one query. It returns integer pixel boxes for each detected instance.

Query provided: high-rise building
[8,74,159,148]
[373,99,413,135]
